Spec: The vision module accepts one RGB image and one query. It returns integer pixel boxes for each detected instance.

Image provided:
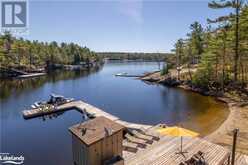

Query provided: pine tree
[208,0,245,81]
[239,5,248,85]
[174,39,184,80]
[189,22,204,64]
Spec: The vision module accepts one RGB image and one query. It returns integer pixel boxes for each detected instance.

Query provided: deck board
[22,100,248,165]
[124,125,241,165]
[22,100,152,130]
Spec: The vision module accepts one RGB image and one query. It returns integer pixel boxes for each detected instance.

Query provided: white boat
[31,94,74,109]
[31,101,46,109]
[115,72,128,76]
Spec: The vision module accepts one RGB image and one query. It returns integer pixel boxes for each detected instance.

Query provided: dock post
[231,128,239,165]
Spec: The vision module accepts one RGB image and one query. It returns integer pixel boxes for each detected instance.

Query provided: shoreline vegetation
[98,52,171,61]
[1,0,247,159]
[140,69,248,155]
[0,32,104,78]
[137,0,248,155]
[0,32,171,79]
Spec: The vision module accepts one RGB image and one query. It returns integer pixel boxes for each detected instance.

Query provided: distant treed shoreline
[97,52,172,61]
[0,32,102,71]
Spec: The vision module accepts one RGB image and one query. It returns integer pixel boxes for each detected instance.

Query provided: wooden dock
[22,100,248,164]
[115,74,142,77]
[22,100,152,130]
[17,73,46,79]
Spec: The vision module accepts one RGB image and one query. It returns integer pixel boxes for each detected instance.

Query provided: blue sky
[26,0,230,53]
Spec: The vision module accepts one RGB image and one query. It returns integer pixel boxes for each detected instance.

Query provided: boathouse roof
[69,116,125,146]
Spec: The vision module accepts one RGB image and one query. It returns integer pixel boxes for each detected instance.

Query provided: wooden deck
[22,100,152,130]
[125,136,230,165]
[22,100,248,164]
[124,126,248,165]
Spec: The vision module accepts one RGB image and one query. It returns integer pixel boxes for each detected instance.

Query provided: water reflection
[0,62,228,165]
[157,87,228,135]
[40,111,66,121]
[0,66,103,100]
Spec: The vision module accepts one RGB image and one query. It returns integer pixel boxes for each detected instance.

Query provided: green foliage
[174,39,184,66]
[160,64,172,75]
[193,52,216,88]
[208,0,246,81]
[0,33,101,69]
[172,1,248,90]
[98,52,171,61]
[189,22,204,58]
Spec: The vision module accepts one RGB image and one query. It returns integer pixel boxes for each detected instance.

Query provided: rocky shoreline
[140,71,248,155]
[0,61,104,79]
[141,71,224,96]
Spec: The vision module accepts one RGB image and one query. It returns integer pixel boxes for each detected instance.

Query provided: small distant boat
[31,94,74,109]
[115,72,128,76]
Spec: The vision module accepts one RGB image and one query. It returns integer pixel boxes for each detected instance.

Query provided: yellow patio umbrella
[157,126,199,156]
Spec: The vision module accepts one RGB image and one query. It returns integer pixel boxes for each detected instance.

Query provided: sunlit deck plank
[125,135,233,165]
[22,100,153,130]
[22,100,247,165]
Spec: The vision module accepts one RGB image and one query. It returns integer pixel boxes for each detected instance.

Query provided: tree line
[98,52,172,61]
[0,32,101,71]
[172,0,248,91]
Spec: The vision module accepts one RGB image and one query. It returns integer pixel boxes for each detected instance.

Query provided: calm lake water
[0,61,228,165]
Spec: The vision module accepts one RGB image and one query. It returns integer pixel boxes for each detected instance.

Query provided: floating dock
[115,74,142,77]
[17,73,46,79]
[115,72,144,77]
[22,100,153,130]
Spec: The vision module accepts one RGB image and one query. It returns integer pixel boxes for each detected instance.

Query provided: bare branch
[207,13,234,23]
[208,0,234,9]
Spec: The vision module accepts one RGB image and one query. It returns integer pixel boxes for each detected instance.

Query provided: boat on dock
[31,94,74,109]
[23,100,153,131]
[22,100,248,165]
[115,72,142,77]
[115,72,128,76]
[17,72,46,79]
